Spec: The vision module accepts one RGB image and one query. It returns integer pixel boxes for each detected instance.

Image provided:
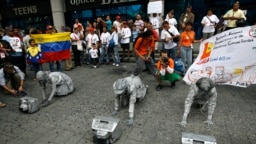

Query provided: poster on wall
[183,26,256,88]
[147,1,163,14]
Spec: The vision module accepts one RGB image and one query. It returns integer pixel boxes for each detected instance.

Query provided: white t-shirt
[86,34,99,48]
[150,16,160,29]
[120,27,131,44]
[70,32,81,45]
[201,15,220,33]
[89,48,98,58]
[165,18,178,27]
[100,32,111,45]
[113,20,121,34]
[161,26,180,49]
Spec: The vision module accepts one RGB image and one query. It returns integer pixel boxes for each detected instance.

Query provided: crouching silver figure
[36,71,75,107]
[180,77,217,127]
[112,68,147,126]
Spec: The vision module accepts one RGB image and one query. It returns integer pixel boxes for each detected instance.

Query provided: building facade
[0,0,255,34]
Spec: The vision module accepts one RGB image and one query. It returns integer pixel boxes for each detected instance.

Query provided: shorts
[120,43,130,50]
[160,73,181,83]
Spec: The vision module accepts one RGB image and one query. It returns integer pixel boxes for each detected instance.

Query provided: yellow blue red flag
[31,32,71,62]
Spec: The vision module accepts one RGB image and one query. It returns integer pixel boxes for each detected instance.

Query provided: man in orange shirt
[156,50,181,91]
[133,30,156,76]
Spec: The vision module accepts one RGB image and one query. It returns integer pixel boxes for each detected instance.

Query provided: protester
[133,30,156,76]
[85,27,99,65]
[149,13,161,51]
[64,27,73,71]
[179,6,195,31]
[178,22,201,71]
[223,1,246,30]
[73,18,84,32]
[99,27,111,64]
[0,62,26,96]
[110,26,121,67]
[134,14,144,31]
[161,21,180,59]
[165,12,178,27]
[120,21,131,61]
[201,9,220,40]
[70,27,83,68]
[2,27,27,75]
[26,39,43,80]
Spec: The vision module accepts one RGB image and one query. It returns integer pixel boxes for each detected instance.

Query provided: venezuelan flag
[31,32,71,62]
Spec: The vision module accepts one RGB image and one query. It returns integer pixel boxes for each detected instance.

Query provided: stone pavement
[0,62,256,144]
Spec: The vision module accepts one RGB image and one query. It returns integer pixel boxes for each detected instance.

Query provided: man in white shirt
[165,12,178,27]
[161,21,180,59]
[99,27,111,64]
[120,22,131,61]
[201,9,219,40]
[150,13,161,51]
[85,28,99,65]
[113,15,122,34]
[223,1,246,30]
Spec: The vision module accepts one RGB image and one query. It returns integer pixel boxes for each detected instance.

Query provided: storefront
[0,0,52,30]
[64,0,149,28]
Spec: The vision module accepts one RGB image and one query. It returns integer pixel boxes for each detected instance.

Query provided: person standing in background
[134,14,144,32]
[179,6,195,31]
[150,13,161,51]
[201,9,219,40]
[223,1,246,30]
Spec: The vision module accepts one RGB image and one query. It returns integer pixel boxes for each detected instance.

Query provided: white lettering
[13,5,38,16]
[102,0,137,5]
[70,0,95,6]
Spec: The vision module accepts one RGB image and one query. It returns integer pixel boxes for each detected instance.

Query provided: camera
[162,57,169,66]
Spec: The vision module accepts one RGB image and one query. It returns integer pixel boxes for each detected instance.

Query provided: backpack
[108,38,115,53]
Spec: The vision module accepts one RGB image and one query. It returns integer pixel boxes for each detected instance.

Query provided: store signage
[69,0,137,6]
[13,5,38,16]
[101,0,137,5]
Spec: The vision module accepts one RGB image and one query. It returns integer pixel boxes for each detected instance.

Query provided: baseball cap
[116,15,121,19]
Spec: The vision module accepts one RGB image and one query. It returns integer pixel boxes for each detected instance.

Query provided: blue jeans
[86,48,92,64]
[32,63,43,77]
[49,61,61,72]
[111,45,120,64]
[180,46,192,71]
[99,44,110,63]
[164,46,177,59]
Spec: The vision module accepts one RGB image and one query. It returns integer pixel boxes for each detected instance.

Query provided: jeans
[180,46,193,71]
[111,45,120,64]
[136,55,157,76]
[164,46,177,59]
[49,61,61,72]
[202,32,214,40]
[86,48,92,64]
[32,63,43,77]
[99,44,110,63]
[72,45,82,67]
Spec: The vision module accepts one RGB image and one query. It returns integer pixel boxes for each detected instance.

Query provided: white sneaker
[115,64,119,67]
[93,65,97,68]
[112,63,116,66]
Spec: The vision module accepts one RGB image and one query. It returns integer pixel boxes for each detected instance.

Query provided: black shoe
[171,82,176,89]
[156,84,163,91]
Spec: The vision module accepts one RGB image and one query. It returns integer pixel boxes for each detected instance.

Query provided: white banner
[147,1,162,14]
[183,26,256,88]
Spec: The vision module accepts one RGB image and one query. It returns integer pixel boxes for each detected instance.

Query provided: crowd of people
[0,1,248,108]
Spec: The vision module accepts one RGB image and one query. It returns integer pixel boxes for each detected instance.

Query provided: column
[50,0,66,32]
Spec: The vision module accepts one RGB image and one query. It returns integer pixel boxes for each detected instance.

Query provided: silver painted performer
[180,77,217,127]
[112,68,147,126]
[36,71,75,107]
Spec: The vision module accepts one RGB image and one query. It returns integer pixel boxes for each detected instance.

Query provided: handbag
[108,38,115,52]
[167,30,179,43]
[236,18,246,27]
[174,57,185,73]
[77,40,83,51]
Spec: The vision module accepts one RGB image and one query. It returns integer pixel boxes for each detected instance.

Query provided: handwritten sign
[183,26,256,88]
[147,1,163,14]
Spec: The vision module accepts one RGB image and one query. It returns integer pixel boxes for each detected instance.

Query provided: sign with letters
[183,26,256,88]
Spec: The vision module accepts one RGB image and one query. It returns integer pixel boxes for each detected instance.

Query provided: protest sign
[183,26,256,87]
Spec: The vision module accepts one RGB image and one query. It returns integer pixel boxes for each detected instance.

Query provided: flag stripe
[41,50,71,62]
[40,41,70,52]
[31,32,71,43]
